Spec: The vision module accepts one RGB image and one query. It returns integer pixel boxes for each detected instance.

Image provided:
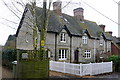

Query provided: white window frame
[59,49,67,60]
[84,50,91,59]
[82,36,87,44]
[60,33,66,42]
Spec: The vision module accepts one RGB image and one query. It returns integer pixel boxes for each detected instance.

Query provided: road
[1,66,120,79]
[2,66,13,78]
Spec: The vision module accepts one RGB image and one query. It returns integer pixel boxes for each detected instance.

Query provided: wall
[16,8,34,50]
[71,36,82,62]
[111,43,120,55]
[45,33,55,60]
[56,29,70,62]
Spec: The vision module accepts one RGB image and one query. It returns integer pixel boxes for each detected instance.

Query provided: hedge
[2,49,17,69]
[108,55,120,72]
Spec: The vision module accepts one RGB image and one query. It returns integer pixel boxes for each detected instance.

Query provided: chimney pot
[99,25,105,32]
[73,7,84,21]
[106,31,113,36]
[53,1,62,15]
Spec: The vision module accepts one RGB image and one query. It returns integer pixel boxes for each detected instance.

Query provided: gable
[16,6,29,37]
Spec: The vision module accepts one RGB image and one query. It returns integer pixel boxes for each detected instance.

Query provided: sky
[0,0,119,45]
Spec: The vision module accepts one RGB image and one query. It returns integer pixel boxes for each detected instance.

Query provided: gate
[16,50,49,78]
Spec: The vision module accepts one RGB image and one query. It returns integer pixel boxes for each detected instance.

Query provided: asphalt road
[2,66,13,78]
[94,72,120,78]
[1,66,120,79]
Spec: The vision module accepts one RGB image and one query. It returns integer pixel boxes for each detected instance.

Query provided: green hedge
[108,55,120,72]
[2,49,17,69]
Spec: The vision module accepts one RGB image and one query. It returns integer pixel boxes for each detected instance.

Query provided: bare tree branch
[11,0,23,14]
[2,0,21,19]
[2,18,18,24]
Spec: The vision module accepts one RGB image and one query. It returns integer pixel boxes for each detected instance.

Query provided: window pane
[82,36,87,44]
[59,49,67,60]
[60,33,66,42]
[84,50,91,58]
[61,34,63,41]
[62,50,64,58]
[65,50,67,58]
[59,50,61,58]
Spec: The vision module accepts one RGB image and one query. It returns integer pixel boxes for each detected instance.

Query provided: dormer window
[82,36,87,44]
[60,33,66,42]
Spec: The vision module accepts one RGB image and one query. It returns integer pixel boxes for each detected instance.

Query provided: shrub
[2,49,17,69]
[107,55,120,72]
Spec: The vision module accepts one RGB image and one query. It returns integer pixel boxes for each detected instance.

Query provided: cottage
[16,1,112,63]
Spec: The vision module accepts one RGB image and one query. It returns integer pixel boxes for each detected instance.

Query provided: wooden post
[111,61,113,72]
[80,63,82,76]
[64,61,65,73]
[89,62,92,76]
[101,62,103,74]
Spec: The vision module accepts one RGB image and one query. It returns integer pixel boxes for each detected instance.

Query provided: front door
[74,49,79,63]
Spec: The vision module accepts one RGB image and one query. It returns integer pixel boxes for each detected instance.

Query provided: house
[0,46,2,52]
[95,31,120,61]
[4,35,16,49]
[15,1,112,63]
[109,36,120,55]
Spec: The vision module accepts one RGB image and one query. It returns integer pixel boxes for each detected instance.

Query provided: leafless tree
[2,0,52,50]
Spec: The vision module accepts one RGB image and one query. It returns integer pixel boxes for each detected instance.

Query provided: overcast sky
[0,0,119,45]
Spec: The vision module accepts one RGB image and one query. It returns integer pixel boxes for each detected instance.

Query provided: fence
[50,61,113,76]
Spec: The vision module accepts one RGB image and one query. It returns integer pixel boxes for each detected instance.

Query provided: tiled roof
[25,4,104,38]
[17,4,118,41]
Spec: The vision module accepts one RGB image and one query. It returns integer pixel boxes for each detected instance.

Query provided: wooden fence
[50,61,113,76]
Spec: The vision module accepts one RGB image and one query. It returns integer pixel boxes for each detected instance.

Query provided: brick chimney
[106,31,113,36]
[73,7,84,21]
[53,0,62,15]
[99,25,105,32]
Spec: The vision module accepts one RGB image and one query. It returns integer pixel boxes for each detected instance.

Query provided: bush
[2,49,17,69]
[107,55,120,72]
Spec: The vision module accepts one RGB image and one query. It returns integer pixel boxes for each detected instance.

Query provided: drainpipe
[55,33,57,61]
[70,36,72,63]
[105,40,107,53]
[94,38,97,62]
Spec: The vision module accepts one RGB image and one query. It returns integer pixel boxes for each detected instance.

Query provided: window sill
[82,43,88,45]
[84,58,91,59]
[59,59,67,60]
[60,41,66,43]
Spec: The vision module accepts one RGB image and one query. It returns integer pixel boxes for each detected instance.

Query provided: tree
[2,0,52,50]
[2,0,52,78]
[108,55,120,72]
